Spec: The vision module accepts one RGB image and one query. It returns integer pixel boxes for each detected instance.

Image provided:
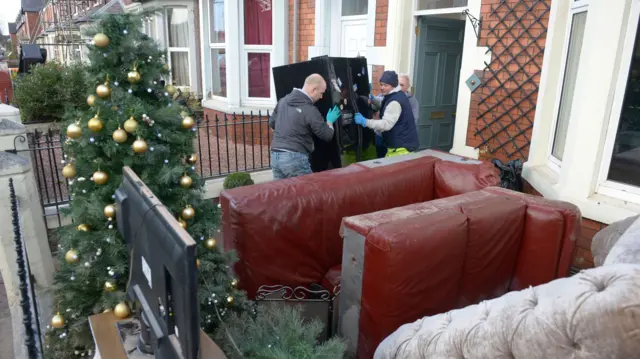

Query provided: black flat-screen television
[115,167,199,359]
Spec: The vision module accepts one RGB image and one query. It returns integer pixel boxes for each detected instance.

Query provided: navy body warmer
[379,91,420,151]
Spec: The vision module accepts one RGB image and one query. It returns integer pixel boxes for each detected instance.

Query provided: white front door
[340,17,372,82]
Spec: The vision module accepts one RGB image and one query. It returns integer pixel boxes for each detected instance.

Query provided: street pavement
[0,276,14,358]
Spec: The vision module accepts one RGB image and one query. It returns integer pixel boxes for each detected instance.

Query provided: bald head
[303,74,327,103]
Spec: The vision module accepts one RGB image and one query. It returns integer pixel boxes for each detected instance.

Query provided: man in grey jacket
[269,74,340,180]
[399,73,420,126]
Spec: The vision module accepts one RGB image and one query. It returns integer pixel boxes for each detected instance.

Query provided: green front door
[414,17,465,151]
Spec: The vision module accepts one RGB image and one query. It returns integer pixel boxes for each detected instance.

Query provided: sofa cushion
[433,160,500,199]
[485,187,581,280]
[358,210,469,359]
[221,156,439,297]
[456,196,527,307]
[375,264,640,359]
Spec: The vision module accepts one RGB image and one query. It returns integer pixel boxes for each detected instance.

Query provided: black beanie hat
[379,70,399,87]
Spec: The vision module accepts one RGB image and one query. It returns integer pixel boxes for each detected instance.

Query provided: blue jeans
[271,151,312,180]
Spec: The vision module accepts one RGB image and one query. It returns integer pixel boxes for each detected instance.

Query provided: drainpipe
[293,0,299,63]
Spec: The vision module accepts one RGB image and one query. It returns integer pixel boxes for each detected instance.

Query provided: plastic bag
[492,159,523,192]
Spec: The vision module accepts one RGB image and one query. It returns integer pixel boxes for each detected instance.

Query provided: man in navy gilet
[354,71,419,157]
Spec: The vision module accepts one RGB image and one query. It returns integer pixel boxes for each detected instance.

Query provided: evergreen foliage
[215,304,346,359]
[44,14,250,357]
[223,172,255,190]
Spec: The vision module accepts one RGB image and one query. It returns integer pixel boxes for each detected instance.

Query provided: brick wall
[371,0,389,94]
[467,0,551,163]
[523,180,600,271]
[202,108,271,146]
[288,0,315,63]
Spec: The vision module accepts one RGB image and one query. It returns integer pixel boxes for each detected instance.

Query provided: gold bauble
[231,279,238,288]
[51,312,65,329]
[132,138,148,154]
[96,84,111,98]
[181,205,195,220]
[87,94,97,106]
[163,63,170,71]
[123,116,138,134]
[165,84,177,96]
[93,170,109,185]
[103,308,112,313]
[112,128,128,143]
[181,116,195,130]
[77,224,90,232]
[226,296,234,305]
[187,154,197,165]
[178,218,187,229]
[127,70,141,83]
[205,238,216,250]
[66,122,82,139]
[88,115,103,132]
[104,204,116,219]
[93,33,110,48]
[65,249,79,264]
[179,174,193,189]
[62,163,77,178]
[114,302,131,319]
[104,280,116,292]
[196,259,200,269]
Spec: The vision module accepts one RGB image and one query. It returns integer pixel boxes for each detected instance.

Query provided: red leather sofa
[338,187,581,359]
[220,152,500,298]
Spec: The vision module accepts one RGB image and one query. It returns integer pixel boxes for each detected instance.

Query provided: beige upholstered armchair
[374,215,640,359]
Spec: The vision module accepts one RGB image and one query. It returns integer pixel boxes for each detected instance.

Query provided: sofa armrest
[375,264,640,359]
[592,215,639,266]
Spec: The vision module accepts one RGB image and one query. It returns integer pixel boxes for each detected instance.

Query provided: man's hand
[354,113,367,127]
[326,105,340,124]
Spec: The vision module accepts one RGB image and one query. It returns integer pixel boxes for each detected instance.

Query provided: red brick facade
[371,0,388,94]
[288,0,315,63]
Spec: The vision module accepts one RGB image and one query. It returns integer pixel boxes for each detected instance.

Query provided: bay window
[140,3,198,92]
[201,0,287,110]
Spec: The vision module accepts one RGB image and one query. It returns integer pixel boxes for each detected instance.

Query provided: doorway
[338,0,373,82]
[414,16,465,151]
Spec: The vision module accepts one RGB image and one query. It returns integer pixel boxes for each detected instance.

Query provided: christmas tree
[45,14,250,357]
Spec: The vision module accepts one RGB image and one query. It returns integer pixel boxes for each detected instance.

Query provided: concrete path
[0,276,14,358]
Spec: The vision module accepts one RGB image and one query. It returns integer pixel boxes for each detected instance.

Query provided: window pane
[244,0,272,45]
[170,52,190,87]
[342,0,368,16]
[211,49,227,97]
[417,0,468,10]
[552,11,587,161]
[247,52,270,98]
[168,8,189,48]
[607,19,640,187]
[210,0,225,43]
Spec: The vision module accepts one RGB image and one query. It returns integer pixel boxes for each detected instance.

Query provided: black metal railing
[195,112,272,179]
[9,113,273,229]
[9,178,44,359]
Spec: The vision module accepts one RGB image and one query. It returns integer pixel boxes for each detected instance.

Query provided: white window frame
[136,1,198,94]
[163,7,192,89]
[547,0,590,171]
[208,0,226,100]
[596,0,640,203]
[201,0,288,111]
[239,0,275,106]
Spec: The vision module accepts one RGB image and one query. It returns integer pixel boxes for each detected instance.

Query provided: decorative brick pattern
[289,0,316,63]
[468,0,551,163]
[375,0,389,47]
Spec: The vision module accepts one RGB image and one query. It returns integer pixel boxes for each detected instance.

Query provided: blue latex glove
[368,93,375,102]
[354,113,367,127]
[326,105,340,124]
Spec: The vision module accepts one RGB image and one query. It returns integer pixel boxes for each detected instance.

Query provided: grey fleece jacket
[269,89,334,155]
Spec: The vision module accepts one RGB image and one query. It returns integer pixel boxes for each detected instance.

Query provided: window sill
[523,162,640,224]
[202,98,275,115]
